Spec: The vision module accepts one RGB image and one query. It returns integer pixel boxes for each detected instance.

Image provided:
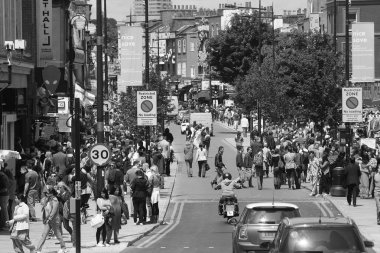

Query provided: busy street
[1,0,380,253]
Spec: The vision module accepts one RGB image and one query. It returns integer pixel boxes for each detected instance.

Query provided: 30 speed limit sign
[89,144,112,166]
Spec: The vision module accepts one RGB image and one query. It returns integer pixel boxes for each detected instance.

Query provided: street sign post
[342,87,363,123]
[137,91,157,126]
[89,143,112,166]
[103,100,111,112]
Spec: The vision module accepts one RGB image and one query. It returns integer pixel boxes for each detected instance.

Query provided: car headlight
[238,225,248,240]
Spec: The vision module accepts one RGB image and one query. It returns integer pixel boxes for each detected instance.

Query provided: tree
[236,30,345,124]
[207,13,272,84]
[105,18,118,62]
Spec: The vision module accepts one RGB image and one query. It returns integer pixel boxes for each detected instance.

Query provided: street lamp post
[345,0,351,162]
[104,0,110,143]
[144,0,151,162]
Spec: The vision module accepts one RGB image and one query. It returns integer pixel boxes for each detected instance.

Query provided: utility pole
[345,0,351,162]
[257,0,262,142]
[74,98,81,253]
[144,0,151,162]
[96,0,104,198]
[334,0,337,84]
[104,0,110,143]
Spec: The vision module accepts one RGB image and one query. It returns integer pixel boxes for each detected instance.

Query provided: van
[190,112,214,136]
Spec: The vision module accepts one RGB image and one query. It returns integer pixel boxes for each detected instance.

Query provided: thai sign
[352,22,375,83]
[37,0,53,66]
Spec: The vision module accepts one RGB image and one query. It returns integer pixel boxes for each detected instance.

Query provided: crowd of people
[0,126,176,252]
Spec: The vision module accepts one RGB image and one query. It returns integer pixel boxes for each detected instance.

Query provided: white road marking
[160,246,166,248]
[320,201,334,217]
[208,246,214,248]
[142,201,185,248]
[316,202,328,217]
[184,246,190,248]
[138,201,180,248]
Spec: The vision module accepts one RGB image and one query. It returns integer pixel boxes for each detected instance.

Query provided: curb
[126,223,161,247]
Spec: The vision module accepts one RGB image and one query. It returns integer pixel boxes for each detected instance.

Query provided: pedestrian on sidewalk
[131,170,149,225]
[253,149,264,190]
[233,111,240,130]
[0,164,10,230]
[106,185,122,244]
[344,156,361,207]
[35,186,67,253]
[235,131,244,151]
[6,193,36,253]
[236,146,245,187]
[195,144,208,178]
[308,151,320,196]
[373,166,380,224]
[149,166,161,224]
[56,182,72,240]
[284,146,297,190]
[23,160,39,222]
[243,147,254,188]
[184,141,194,177]
[96,188,112,247]
[241,115,249,137]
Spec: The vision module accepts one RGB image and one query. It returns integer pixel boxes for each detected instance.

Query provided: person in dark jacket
[344,156,362,207]
[266,131,276,151]
[243,147,254,187]
[130,170,149,225]
[236,146,245,187]
[211,146,225,187]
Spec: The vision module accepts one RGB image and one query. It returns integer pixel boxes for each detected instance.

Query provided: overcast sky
[89,0,307,21]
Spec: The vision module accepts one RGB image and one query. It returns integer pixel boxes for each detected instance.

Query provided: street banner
[342,87,363,123]
[137,91,157,126]
[118,25,143,91]
[352,23,375,83]
[36,0,53,67]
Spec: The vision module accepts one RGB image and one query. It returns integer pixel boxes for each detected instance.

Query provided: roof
[245,202,299,210]
[284,217,353,227]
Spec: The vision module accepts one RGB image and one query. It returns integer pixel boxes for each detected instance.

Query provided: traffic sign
[137,91,157,126]
[103,100,111,112]
[342,87,363,123]
[89,143,112,166]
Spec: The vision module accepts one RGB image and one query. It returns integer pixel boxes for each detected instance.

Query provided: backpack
[253,152,263,165]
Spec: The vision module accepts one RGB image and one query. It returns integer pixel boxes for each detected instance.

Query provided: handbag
[90,213,105,228]
[205,163,210,171]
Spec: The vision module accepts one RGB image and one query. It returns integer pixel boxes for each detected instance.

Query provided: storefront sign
[342,87,363,123]
[37,0,53,65]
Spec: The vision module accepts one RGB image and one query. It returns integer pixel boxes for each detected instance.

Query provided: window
[177,62,182,75]
[182,39,186,53]
[177,39,182,53]
[344,7,360,30]
[190,66,195,78]
[190,42,195,52]
[181,62,186,76]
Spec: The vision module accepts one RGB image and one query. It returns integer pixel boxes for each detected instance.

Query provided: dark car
[232,202,301,253]
[267,217,375,253]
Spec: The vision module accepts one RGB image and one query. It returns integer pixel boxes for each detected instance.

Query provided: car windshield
[280,227,365,253]
[245,208,300,224]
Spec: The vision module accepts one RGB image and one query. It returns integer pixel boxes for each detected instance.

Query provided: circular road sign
[346,97,359,109]
[141,100,154,113]
[89,144,112,166]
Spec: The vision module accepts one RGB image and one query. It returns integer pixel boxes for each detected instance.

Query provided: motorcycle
[220,196,239,225]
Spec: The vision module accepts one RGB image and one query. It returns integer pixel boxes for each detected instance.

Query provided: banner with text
[118,25,143,91]
[352,22,375,83]
[37,0,53,67]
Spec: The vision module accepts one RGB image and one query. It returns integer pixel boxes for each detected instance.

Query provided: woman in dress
[7,194,36,253]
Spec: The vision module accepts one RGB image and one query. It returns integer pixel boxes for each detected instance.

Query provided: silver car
[232,202,301,253]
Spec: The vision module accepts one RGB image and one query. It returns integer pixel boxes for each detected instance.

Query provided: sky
[88,0,308,21]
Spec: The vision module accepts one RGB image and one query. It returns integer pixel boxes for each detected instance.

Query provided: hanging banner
[352,22,375,83]
[36,0,53,66]
[118,25,143,91]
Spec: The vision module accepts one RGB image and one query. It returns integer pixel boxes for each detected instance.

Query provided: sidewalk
[218,120,380,253]
[0,162,178,253]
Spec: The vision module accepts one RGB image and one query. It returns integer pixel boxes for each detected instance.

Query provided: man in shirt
[159,134,171,176]
[52,145,68,181]
[240,115,249,137]
[23,160,39,221]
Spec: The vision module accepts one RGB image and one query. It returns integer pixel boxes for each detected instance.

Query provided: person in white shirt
[7,194,36,253]
[195,144,208,177]
[240,115,249,137]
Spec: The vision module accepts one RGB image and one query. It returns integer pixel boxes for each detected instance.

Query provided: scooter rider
[218,172,239,215]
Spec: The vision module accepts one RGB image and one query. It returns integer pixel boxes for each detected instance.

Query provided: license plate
[261,232,275,239]
[226,205,234,212]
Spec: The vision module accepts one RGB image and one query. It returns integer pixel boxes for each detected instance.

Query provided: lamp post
[144,0,151,162]
[345,0,351,162]
[104,0,110,143]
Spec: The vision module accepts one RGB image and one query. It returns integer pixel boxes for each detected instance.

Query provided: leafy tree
[105,18,118,62]
[207,13,272,84]
[236,30,344,124]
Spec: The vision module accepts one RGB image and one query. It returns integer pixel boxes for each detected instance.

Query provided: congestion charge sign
[137,91,157,126]
[89,144,112,166]
[342,87,363,123]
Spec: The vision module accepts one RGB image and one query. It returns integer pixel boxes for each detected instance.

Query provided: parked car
[180,118,190,134]
[266,217,375,253]
[232,202,301,253]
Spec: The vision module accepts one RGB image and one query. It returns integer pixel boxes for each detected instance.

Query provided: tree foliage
[105,18,118,61]
[236,30,345,124]
[207,13,272,84]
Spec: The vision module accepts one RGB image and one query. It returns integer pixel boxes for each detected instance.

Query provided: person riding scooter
[217,173,239,215]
